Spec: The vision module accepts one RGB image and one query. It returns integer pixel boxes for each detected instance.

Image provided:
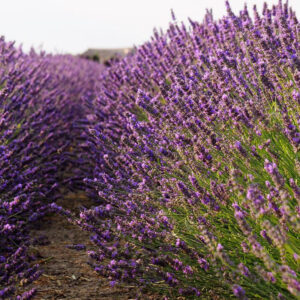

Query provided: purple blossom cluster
[77,1,300,298]
[0,39,103,298]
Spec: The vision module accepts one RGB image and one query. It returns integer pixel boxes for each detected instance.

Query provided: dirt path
[23,192,138,300]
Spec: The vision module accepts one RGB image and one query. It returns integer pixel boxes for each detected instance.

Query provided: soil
[20,192,146,300]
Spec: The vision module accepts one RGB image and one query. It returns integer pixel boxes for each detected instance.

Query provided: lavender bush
[77,1,300,299]
[0,39,103,298]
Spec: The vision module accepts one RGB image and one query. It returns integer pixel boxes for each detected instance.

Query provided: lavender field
[0,1,300,299]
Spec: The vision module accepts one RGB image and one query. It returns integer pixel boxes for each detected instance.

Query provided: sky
[0,0,299,55]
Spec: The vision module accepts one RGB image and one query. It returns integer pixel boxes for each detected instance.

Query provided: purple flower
[232,284,246,299]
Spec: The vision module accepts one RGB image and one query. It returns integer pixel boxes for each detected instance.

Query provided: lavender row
[78,1,300,299]
[0,39,103,299]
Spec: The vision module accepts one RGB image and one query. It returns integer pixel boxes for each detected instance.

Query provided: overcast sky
[0,0,298,54]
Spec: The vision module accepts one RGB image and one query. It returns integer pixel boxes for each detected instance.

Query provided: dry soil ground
[21,192,151,300]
